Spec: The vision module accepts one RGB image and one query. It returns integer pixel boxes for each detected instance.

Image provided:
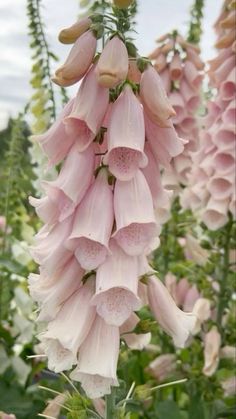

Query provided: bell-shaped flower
[201,196,229,230]
[54,30,96,85]
[213,150,235,174]
[142,142,172,224]
[184,60,202,89]
[186,48,204,70]
[31,99,76,166]
[104,85,147,180]
[184,234,209,266]
[221,376,236,398]
[211,55,235,87]
[58,17,92,44]
[192,298,211,334]
[42,144,95,222]
[169,91,186,124]
[66,169,114,270]
[183,285,200,312]
[120,312,151,350]
[144,113,185,166]
[140,65,176,127]
[169,53,183,80]
[147,275,196,348]
[159,67,171,93]
[207,176,233,200]
[219,68,236,101]
[203,326,221,376]
[31,215,73,276]
[180,79,200,111]
[96,36,128,88]
[90,241,142,326]
[113,170,157,256]
[154,53,167,73]
[28,256,84,321]
[146,354,176,382]
[65,65,109,151]
[222,100,236,125]
[29,195,60,226]
[39,279,96,373]
[70,316,119,399]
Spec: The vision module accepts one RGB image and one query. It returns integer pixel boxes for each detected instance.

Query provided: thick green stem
[105,387,116,419]
[216,217,233,328]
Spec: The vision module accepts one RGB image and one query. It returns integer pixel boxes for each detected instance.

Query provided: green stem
[216,216,233,328]
[105,387,116,419]
[187,0,205,44]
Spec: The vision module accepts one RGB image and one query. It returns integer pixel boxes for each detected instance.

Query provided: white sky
[0,0,222,129]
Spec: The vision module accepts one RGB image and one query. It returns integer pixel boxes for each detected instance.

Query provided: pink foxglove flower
[91,241,141,326]
[146,354,176,382]
[113,170,157,256]
[40,279,96,372]
[28,256,84,321]
[66,169,114,270]
[31,99,76,166]
[65,65,109,151]
[192,298,211,334]
[30,143,95,223]
[31,215,73,276]
[58,17,92,44]
[54,30,96,85]
[203,326,221,376]
[147,275,196,348]
[96,36,129,88]
[104,85,147,180]
[70,316,119,398]
[140,65,176,127]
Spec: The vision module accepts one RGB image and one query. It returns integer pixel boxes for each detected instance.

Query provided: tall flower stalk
[28,0,197,413]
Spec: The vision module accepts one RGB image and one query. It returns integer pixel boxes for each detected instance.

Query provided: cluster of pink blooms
[28,17,197,398]
[149,32,204,188]
[181,1,236,229]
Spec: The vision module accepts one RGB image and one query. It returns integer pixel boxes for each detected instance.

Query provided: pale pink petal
[70,316,119,398]
[120,312,151,350]
[203,326,221,376]
[66,170,114,269]
[113,170,157,256]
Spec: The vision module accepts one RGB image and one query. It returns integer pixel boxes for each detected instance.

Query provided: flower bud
[96,36,129,88]
[113,0,134,8]
[58,17,92,44]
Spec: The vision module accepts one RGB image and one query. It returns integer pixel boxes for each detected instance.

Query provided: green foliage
[187,0,205,44]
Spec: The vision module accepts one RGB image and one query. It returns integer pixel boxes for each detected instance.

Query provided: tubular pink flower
[31,215,73,276]
[203,326,221,376]
[58,17,92,44]
[180,78,200,111]
[28,256,84,322]
[184,60,203,89]
[183,285,200,312]
[43,144,95,222]
[55,30,97,84]
[90,241,141,326]
[70,316,120,399]
[219,68,236,100]
[147,275,196,348]
[140,65,176,127]
[104,85,147,180]
[169,91,186,124]
[96,36,129,88]
[66,169,114,270]
[40,280,96,373]
[31,99,76,166]
[222,99,236,125]
[146,354,176,382]
[169,53,182,80]
[142,142,172,224]
[192,298,211,334]
[113,170,157,256]
[120,312,151,350]
[144,112,185,164]
[201,196,229,230]
[65,65,109,151]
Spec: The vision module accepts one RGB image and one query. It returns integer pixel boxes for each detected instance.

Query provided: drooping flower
[203,326,221,376]
[90,240,141,326]
[58,17,92,44]
[70,316,120,398]
[96,36,129,88]
[147,275,196,348]
[104,85,147,180]
[66,169,114,270]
